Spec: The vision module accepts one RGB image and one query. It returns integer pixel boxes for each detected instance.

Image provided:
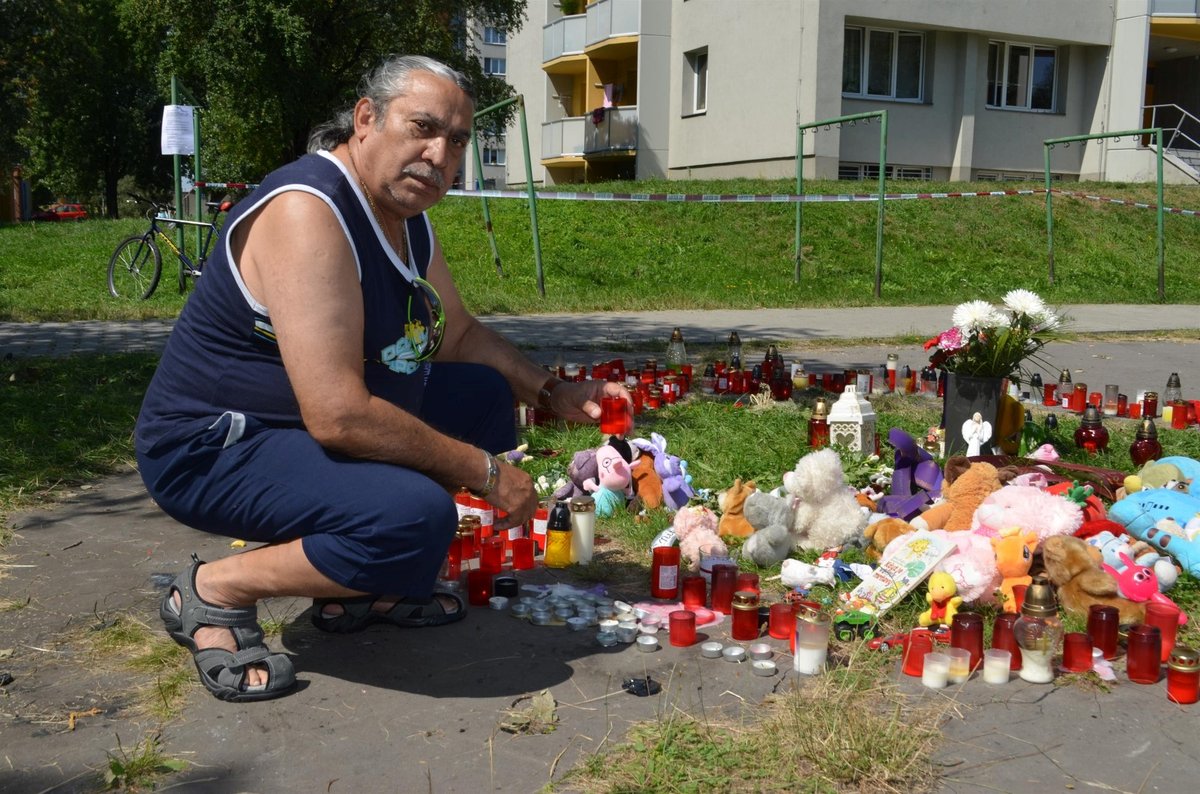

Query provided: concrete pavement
[2,307,1200,792]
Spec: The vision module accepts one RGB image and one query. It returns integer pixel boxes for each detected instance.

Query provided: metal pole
[1044,143,1054,284]
[192,107,202,268]
[171,76,184,255]
[794,126,804,282]
[516,98,545,297]
[874,110,887,299]
[1156,127,1165,301]
[471,126,504,276]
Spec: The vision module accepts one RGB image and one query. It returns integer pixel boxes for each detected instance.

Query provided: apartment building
[503,0,1200,186]
[460,18,512,189]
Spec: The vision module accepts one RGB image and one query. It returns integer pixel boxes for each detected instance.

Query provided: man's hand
[490,461,539,530]
[549,380,632,425]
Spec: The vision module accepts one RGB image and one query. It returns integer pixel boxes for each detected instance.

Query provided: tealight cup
[636,634,659,653]
[700,641,724,658]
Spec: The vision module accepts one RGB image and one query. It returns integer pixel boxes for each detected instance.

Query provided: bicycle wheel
[107,235,162,299]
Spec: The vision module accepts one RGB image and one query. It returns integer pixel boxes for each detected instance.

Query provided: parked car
[31,203,88,221]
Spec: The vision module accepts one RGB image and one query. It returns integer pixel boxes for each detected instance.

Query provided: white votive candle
[946,648,971,684]
[793,643,828,675]
[983,649,1012,684]
[922,652,950,689]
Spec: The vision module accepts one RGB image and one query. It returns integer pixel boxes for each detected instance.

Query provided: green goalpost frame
[170,75,203,265]
[1043,128,1165,301]
[471,94,546,296]
[795,109,888,298]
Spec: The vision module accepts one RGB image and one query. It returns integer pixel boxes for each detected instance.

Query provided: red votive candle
[681,575,706,608]
[1172,401,1189,430]
[903,629,935,677]
[1087,605,1120,660]
[1144,601,1181,662]
[669,609,697,647]
[768,603,795,640]
[1042,382,1057,407]
[735,572,760,595]
[511,537,535,570]
[442,536,462,582]
[710,564,738,614]
[600,395,630,436]
[1127,625,1163,684]
[466,569,493,606]
[950,611,984,671]
[991,612,1022,670]
[1061,632,1093,673]
[1167,647,1200,704]
[1010,584,1028,612]
[479,536,504,573]
[731,590,761,641]
[650,546,681,600]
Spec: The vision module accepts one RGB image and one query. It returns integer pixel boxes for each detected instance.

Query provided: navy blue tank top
[136,151,436,454]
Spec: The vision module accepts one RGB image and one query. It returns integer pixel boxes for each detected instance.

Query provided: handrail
[1145,103,1200,152]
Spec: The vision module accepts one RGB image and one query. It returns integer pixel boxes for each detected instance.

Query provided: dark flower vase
[942,373,1004,458]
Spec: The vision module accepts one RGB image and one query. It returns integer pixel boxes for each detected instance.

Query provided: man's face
[357,70,474,216]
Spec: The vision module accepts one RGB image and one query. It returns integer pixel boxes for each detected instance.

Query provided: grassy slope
[3,179,1199,321]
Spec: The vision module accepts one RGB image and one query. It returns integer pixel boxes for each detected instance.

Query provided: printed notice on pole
[161,105,195,155]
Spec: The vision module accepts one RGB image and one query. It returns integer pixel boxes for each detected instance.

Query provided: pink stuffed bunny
[1101,553,1188,625]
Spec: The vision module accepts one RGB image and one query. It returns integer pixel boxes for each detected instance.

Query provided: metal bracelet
[475,451,500,498]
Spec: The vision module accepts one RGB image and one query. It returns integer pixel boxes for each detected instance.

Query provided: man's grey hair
[307,55,475,153]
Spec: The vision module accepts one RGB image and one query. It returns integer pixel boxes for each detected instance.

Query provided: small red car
[867,625,952,652]
[32,203,88,221]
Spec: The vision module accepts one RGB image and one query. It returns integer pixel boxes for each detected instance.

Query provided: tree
[12,0,162,215]
[119,0,527,182]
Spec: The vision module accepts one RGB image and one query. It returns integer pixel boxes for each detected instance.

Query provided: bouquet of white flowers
[924,290,1064,380]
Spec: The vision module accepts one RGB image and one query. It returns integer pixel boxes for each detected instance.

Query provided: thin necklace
[348,146,407,261]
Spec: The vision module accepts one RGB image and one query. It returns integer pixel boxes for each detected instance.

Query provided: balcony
[542,117,586,161]
[586,0,640,47]
[1151,0,1199,14]
[584,107,638,156]
[543,14,586,65]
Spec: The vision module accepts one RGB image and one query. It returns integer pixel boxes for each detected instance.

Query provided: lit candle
[947,648,971,683]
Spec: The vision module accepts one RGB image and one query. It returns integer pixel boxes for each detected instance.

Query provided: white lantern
[827,385,876,453]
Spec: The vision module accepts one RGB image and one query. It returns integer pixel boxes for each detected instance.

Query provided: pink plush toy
[882,528,999,604]
[674,505,726,572]
[583,445,633,518]
[1102,552,1189,626]
[972,484,1082,544]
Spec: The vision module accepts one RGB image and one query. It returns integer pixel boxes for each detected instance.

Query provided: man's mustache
[403,165,444,189]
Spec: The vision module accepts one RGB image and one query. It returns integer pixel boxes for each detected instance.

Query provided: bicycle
[107,192,233,299]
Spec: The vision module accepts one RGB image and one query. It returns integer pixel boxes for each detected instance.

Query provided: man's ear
[352,97,377,138]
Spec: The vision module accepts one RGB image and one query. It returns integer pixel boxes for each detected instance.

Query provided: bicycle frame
[152,215,220,277]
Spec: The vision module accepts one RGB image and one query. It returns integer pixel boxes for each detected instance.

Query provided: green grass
[3,178,1200,321]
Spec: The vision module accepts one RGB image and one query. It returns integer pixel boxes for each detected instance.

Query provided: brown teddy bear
[863,516,915,561]
[1042,534,1146,624]
[717,478,757,538]
[629,454,663,509]
[911,457,1017,532]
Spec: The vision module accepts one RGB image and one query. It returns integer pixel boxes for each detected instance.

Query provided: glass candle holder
[1061,632,1093,673]
[1143,391,1159,419]
[983,649,1012,684]
[1144,601,1181,663]
[681,574,706,608]
[466,569,493,606]
[511,537,535,571]
[441,536,463,582]
[1167,646,1200,705]
[479,536,504,574]
[650,545,681,600]
[669,609,697,647]
[735,572,760,594]
[1087,604,1120,660]
[1117,393,1129,416]
[710,564,738,613]
[730,590,761,641]
[991,612,1023,670]
[793,609,831,675]
[950,611,984,671]
[599,395,631,436]
[1126,624,1163,684]
[768,602,795,640]
[1172,401,1189,430]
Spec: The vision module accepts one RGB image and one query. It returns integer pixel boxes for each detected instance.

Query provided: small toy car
[833,610,879,642]
[867,625,952,652]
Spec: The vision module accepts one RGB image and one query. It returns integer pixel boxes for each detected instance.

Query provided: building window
[483,146,506,165]
[987,41,1057,111]
[483,57,506,76]
[838,162,931,181]
[483,26,506,45]
[685,48,708,114]
[842,26,924,101]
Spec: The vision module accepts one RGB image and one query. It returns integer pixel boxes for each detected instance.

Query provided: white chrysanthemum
[1003,289,1047,318]
[952,300,1004,331]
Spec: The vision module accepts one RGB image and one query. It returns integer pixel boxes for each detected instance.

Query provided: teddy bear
[863,515,914,561]
[992,526,1038,613]
[1041,534,1146,624]
[971,484,1083,544]
[782,448,869,552]
[910,457,1016,532]
[629,453,663,509]
[673,504,725,572]
[717,478,757,538]
[742,490,795,566]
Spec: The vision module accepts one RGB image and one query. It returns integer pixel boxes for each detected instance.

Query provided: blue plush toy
[1108,456,1200,579]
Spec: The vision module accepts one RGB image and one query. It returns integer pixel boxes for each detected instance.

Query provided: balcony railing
[1151,0,1199,14]
[542,117,586,160]
[543,14,586,62]
[586,0,640,47]
[584,107,638,154]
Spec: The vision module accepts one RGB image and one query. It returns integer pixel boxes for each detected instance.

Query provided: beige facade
[504,0,1200,186]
